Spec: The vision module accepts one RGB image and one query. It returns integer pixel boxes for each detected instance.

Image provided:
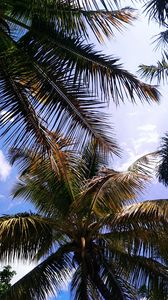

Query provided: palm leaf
[0,57,80,198]
[0,45,119,155]
[139,52,168,83]
[4,2,159,104]
[158,134,168,186]
[90,254,136,300]
[127,151,159,177]
[103,242,168,295]
[0,213,53,261]
[71,262,91,300]
[77,152,157,216]
[114,199,168,227]
[5,5,136,41]
[2,243,74,300]
[125,255,168,289]
[0,0,160,161]
[153,27,168,50]
[18,28,160,104]
[143,0,168,24]
[9,146,82,212]
[81,140,108,180]
[0,54,55,153]
[102,225,168,264]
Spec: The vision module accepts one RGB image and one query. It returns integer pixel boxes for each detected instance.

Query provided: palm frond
[5,5,136,41]
[0,57,80,198]
[126,255,168,289]
[71,262,91,300]
[115,199,168,227]
[91,255,136,300]
[71,0,120,11]
[153,27,168,50]
[0,55,55,154]
[77,152,155,215]
[0,12,10,37]
[81,140,108,180]
[139,52,168,83]
[5,2,158,105]
[143,0,168,25]
[77,7,136,41]
[2,243,73,300]
[9,147,82,214]
[5,0,126,16]
[0,213,53,262]
[102,225,168,264]
[18,29,160,104]
[158,134,168,186]
[103,242,168,296]
[1,45,119,155]
[0,0,160,162]
[73,255,113,299]
[127,151,159,177]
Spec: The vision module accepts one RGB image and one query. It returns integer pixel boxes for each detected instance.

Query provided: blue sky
[0,2,168,300]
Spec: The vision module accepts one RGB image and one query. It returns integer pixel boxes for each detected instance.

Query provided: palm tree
[138,0,168,83]
[138,0,168,186]
[0,0,159,162]
[1,144,168,299]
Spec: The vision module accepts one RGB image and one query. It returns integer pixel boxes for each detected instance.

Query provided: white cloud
[116,124,159,174]
[127,111,139,117]
[137,124,156,132]
[0,151,11,180]
[132,123,159,152]
[117,150,148,171]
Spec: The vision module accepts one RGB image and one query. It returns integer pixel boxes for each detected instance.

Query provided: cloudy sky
[0,2,168,300]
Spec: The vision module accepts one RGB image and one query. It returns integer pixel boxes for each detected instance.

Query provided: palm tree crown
[139,0,168,186]
[0,2,166,299]
[1,145,168,300]
[0,0,159,161]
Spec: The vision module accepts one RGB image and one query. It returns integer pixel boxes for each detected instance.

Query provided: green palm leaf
[0,45,119,155]
[18,27,160,104]
[0,0,160,161]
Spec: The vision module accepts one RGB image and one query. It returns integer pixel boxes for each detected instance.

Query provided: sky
[0,2,168,300]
